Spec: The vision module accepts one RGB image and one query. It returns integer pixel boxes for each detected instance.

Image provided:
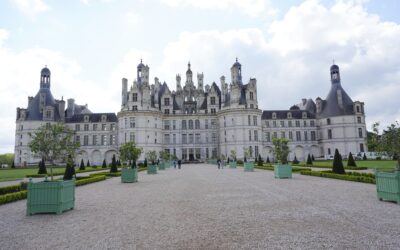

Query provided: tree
[367,130,379,152]
[119,142,143,168]
[374,121,400,169]
[86,160,90,167]
[63,155,76,180]
[28,123,79,180]
[146,151,157,165]
[347,152,357,167]
[102,159,107,168]
[159,150,170,162]
[332,149,345,174]
[257,154,263,166]
[306,154,313,166]
[38,158,47,174]
[80,159,85,170]
[110,154,118,173]
[311,155,315,161]
[292,156,299,164]
[266,156,270,163]
[272,138,290,164]
[144,158,148,167]
[230,149,237,161]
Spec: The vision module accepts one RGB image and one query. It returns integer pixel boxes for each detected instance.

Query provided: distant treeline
[0,154,14,165]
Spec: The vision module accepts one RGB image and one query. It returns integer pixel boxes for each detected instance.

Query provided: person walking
[178,159,181,169]
[173,159,176,169]
[217,159,221,169]
[221,159,224,169]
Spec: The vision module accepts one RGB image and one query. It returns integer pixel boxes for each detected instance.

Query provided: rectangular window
[210,97,216,105]
[328,129,332,139]
[211,108,216,114]
[130,132,135,142]
[130,117,135,128]
[75,124,80,131]
[212,133,217,143]
[250,92,254,100]
[84,124,89,131]
[195,120,200,129]
[253,116,257,126]
[188,120,193,129]
[360,143,364,152]
[206,148,209,158]
[295,121,300,127]
[173,120,176,130]
[132,93,138,102]
[111,124,115,131]
[296,131,301,141]
[102,135,107,145]
[249,131,252,141]
[254,130,258,141]
[83,135,89,146]
[310,120,315,127]
[102,124,107,131]
[189,134,194,144]
[266,132,270,142]
[164,134,170,144]
[164,120,170,130]
[311,131,316,141]
[358,128,363,138]
[92,135,97,145]
[173,134,176,144]
[304,131,308,141]
[182,120,187,130]
[164,98,170,106]
[164,109,170,114]
[211,119,217,129]
[288,121,292,127]
[182,134,187,144]
[273,132,277,139]
[255,146,259,158]
[281,131,285,139]
[110,135,115,145]
[75,135,80,144]
[132,106,138,111]
[289,131,293,140]
[273,121,277,127]
[205,119,209,129]
[303,120,307,127]
[248,115,251,126]
[357,117,362,123]
[265,121,270,127]
[280,121,285,127]
[195,133,201,143]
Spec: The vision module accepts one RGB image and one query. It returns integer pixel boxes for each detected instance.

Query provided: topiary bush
[347,152,357,167]
[63,156,76,180]
[80,159,85,170]
[102,159,107,168]
[332,149,345,174]
[110,154,118,173]
[363,153,367,160]
[266,156,270,163]
[257,154,264,166]
[306,154,313,166]
[37,158,47,174]
[292,155,299,164]
[86,160,90,167]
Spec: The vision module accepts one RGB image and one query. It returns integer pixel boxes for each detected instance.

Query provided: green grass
[302,160,397,170]
[0,167,105,182]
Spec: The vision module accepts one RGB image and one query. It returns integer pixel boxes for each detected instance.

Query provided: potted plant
[229,149,237,168]
[373,122,400,204]
[119,142,143,183]
[272,138,292,178]
[159,151,169,170]
[243,147,254,172]
[146,151,158,174]
[27,123,79,215]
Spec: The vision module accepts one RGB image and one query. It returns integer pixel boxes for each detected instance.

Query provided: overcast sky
[0,0,399,153]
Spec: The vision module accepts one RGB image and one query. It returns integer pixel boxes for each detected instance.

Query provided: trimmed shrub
[257,154,264,166]
[11,161,15,169]
[63,161,75,180]
[311,155,315,161]
[237,160,244,165]
[110,154,118,173]
[292,156,299,164]
[86,160,91,167]
[0,191,27,205]
[300,170,375,184]
[306,154,313,166]
[76,175,106,186]
[0,184,25,195]
[102,159,107,168]
[363,153,367,160]
[266,156,270,163]
[38,158,47,174]
[347,152,357,167]
[79,159,85,170]
[332,149,345,174]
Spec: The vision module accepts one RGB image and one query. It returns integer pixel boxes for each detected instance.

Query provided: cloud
[124,12,140,25]
[161,0,277,17]
[11,0,49,18]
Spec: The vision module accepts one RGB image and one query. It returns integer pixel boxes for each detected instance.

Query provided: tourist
[178,159,181,169]
[173,160,176,168]
[217,159,221,169]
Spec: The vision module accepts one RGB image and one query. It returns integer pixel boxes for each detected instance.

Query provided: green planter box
[244,162,254,172]
[159,163,166,170]
[229,161,237,168]
[121,168,138,183]
[147,164,157,174]
[208,159,218,165]
[376,170,400,204]
[274,164,292,178]
[27,179,75,216]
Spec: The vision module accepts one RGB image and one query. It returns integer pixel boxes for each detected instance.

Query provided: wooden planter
[159,163,166,170]
[376,170,400,204]
[147,164,157,174]
[27,179,75,216]
[121,168,138,183]
[244,162,254,172]
[208,159,218,165]
[229,161,237,168]
[274,164,292,178]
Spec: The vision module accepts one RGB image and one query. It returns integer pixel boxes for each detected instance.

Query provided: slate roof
[25,88,62,121]
[262,110,315,120]
[65,113,117,123]
[319,82,354,118]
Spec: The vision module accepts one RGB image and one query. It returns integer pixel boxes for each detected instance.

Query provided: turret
[57,98,65,121]
[67,98,75,118]
[330,64,341,84]
[137,60,149,85]
[40,66,51,89]
[197,73,204,90]
[122,78,128,106]
[230,58,242,85]
[186,62,193,85]
[176,74,182,91]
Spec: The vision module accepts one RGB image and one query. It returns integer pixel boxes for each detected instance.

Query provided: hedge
[0,191,27,205]
[0,184,26,195]
[26,168,110,178]
[76,175,106,186]
[255,166,312,173]
[300,170,375,184]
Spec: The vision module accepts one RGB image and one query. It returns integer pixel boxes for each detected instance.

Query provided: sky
[0,0,399,153]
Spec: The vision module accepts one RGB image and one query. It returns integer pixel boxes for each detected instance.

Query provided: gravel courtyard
[1,164,399,250]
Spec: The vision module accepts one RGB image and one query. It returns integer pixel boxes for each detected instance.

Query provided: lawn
[311,160,397,170]
[0,167,103,182]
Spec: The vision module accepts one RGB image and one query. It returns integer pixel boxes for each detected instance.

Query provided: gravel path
[0,164,399,250]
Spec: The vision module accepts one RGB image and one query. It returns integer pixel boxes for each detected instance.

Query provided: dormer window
[327,118,331,125]
[302,112,307,119]
[249,92,254,100]
[356,105,360,113]
[84,115,89,122]
[101,115,107,122]
[210,97,216,105]
[132,93,138,102]
[272,112,277,119]
[287,112,292,119]
[164,98,170,106]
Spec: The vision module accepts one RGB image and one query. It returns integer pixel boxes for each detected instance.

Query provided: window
[249,131,252,141]
[296,131,301,141]
[272,112,276,119]
[84,124,89,131]
[253,116,257,126]
[182,120,187,130]
[182,149,187,160]
[357,117,362,123]
[164,98,170,106]
[265,121,270,127]
[328,129,332,139]
[273,132,277,138]
[280,121,285,127]
[164,134,170,144]
[132,106,138,111]
[302,112,307,119]
[288,121,292,127]
[83,135,89,146]
[255,146,259,159]
[311,131,316,141]
[84,115,89,122]
[164,120,170,130]
[92,135,97,145]
[195,120,200,129]
[206,148,209,158]
[328,148,331,155]
[124,118,128,128]
[101,115,107,122]
[327,118,331,125]
[280,131,285,139]
[205,119,208,129]
[295,121,300,127]
[360,143,365,152]
[273,121,277,127]
[182,134,187,144]
[130,132,135,142]
[265,132,270,142]
[304,131,308,141]
[248,115,251,126]
[310,120,315,127]
[164,109,170,114]
[189,134,194,144]
[132,93,138,102]
[75,135,80,144]
[75,124,80,131]
[303,121,307,127]
[93,124,98,131]
[129,117,135,128]
[356,106,360,113]
[189,120,194,129]
[289,131,293,140]
[45,110,52,119]
[101,135,107,145]
[173,134,176,144]
[210,97,216,105]
[211,119,217,129]
[212,133,217,143]
[358,128,363,138]
[195,148,201,159]
[102,124,107,131]
[111,124,115,131]
[254,130,258,141]
[249,92,254,100]
[287,112,292,119]
[173,120,176,130]
[110,135,115,145]
[211,108,216,114]
[195,134,201,143]
[250,104,254,109]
